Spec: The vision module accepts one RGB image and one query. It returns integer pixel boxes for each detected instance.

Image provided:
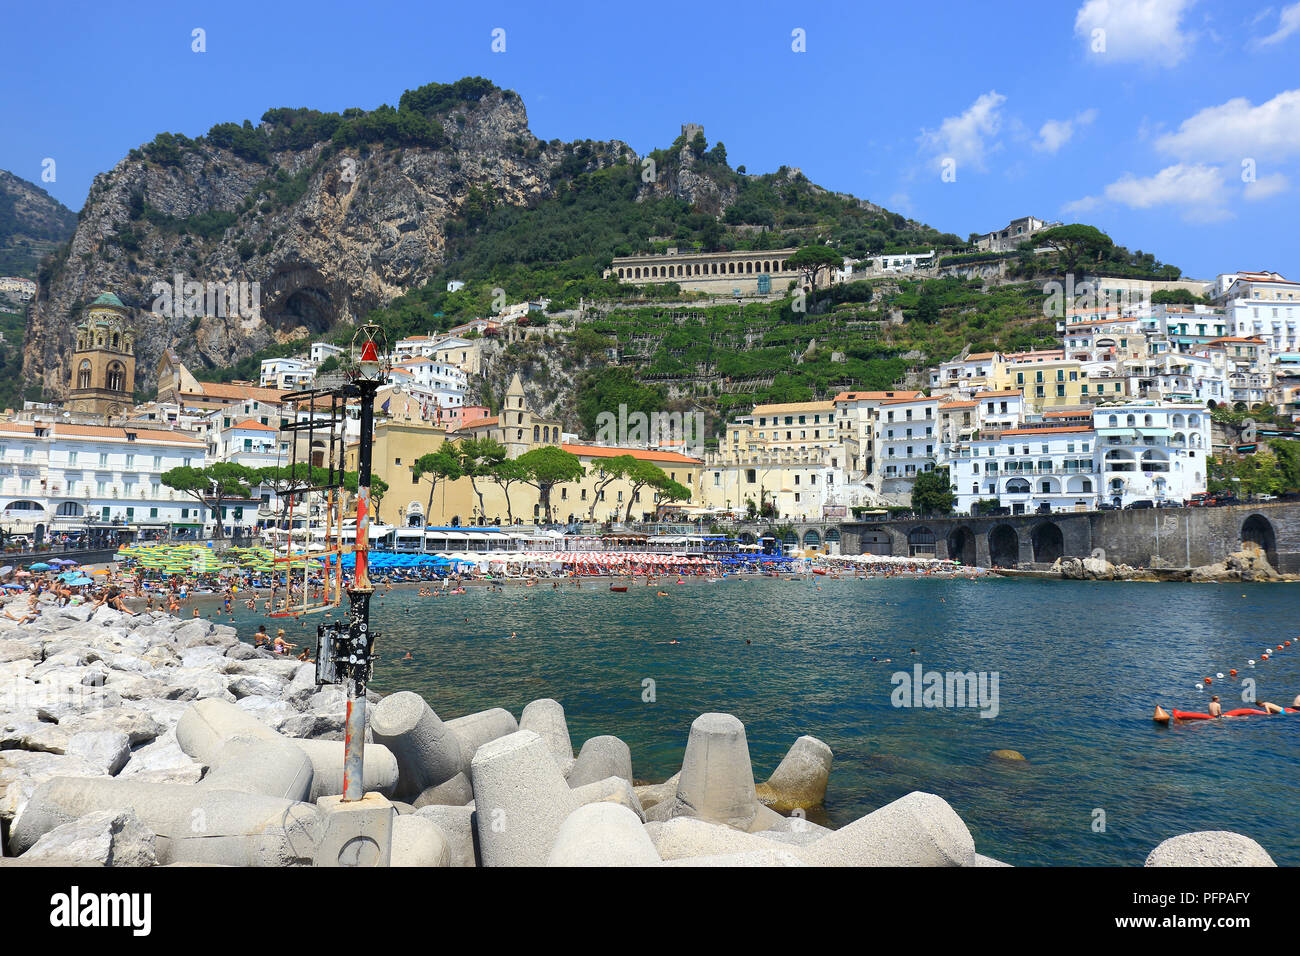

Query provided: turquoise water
[218,576,1300,866]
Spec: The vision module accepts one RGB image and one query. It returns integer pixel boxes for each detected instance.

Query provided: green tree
[786,244,842,306]
[161,463,257,539]
[411,443,464,523]
[457,436,507,522]
[585,455,639,520]
[516,446,585,524]
[651,477,692,516]
[622,458,672,523]
[911,467,955,516]
[488,457,530,524]
[1034,224,1113,276]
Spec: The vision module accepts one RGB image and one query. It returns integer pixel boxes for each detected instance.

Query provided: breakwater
[0,579,1291,866]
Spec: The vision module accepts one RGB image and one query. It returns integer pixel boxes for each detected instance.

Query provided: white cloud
[1102,163,1230,220]
[1243,172,1291,199]
[1258,2,1300,44]
[1062,195,1103,214]
[1035,108,1099,153]
[1155,89,1300,162]
[1074,0,1194,67]
[918,91,1006,173]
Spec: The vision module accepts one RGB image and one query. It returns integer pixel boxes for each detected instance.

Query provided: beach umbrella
[0,566,11,576]
[2,583,23,590]
[67,576,95,587]
[28,563,51,571]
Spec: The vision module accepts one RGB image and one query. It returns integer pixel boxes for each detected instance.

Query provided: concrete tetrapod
[445,708,518,768]
[546,802,661,867]
[567,735,634,789]
[754,735,832,813]
[198,735,315,802]
[798,791,975,867]
[653,712,760,831]
[413,804,478,867]
[10,777,321,866]
[175,698,398,800]
[519,699,574,775]
[370,692,464,801]
[1145,831,1276,867]
[469,730,577,867]
[391,814,452,867]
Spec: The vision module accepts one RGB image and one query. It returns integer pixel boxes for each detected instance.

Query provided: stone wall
[839,501,1300,572]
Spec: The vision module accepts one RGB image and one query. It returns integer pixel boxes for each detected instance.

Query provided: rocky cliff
[0,169,77,279]
[23,82,633,396]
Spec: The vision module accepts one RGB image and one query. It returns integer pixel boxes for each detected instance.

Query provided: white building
[0,420,208,541]
[259,357,316,390]
[388,357,467,409]
[943,425,1099,515]
[310,342,345,365]
[863,250,935,274]
[1217,271,1300,354]
[873,395,940,494]
[1093,402,1211,507]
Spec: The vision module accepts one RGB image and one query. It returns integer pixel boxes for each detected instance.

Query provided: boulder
[547,802,660,866]
[22,808,157,867]
[411,771,474,809]
[651,816,773,861]
[1145,831,1276,867]
[66,731,132,776]
[754,735,832,812]
[662,848,807,866]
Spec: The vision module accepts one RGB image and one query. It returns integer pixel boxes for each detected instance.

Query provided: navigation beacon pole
[341,326,384,801]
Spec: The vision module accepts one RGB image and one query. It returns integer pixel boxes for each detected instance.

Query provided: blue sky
[3,0,1297,280]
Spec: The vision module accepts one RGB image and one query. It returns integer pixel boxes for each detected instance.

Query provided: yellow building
[67,293,136,419]
[993,351,1125,411]
[346,375,704,527]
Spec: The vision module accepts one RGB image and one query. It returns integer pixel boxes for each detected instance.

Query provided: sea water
[220,575,1300,866]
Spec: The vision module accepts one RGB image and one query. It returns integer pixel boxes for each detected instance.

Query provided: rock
[225,641,258,661]
[281,663,317,707]
[634,772,680,811]
[391,814,451,867]
[1145,831,1276,867]
[754,735,832,812]
[799,791,975,867]
[66,731,132,776]
[413,804,478,867]
[519,699,574,774]
[117,735,204,780]
[227,674,286,700]
[160,669,232,703]
[567,735,633,789]
[967,853,1012,866]
[22,808,157,867]
[0,640,40,663]
[5,722,71,754]
[990,749,1026,762]
[469,730,577,867]
[547,802,660,866]
[370,692,464,800]
[102,673,168,701]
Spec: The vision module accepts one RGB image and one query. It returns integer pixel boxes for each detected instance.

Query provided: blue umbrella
[67,576,95,587]
[28,563,51,571]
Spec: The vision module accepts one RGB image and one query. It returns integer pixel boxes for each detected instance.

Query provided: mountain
[22,76,957,399]
[0,169,78,278]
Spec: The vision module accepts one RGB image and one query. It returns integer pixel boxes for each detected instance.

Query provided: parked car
[1127,500,1155,510]
[1097,502,1119,511]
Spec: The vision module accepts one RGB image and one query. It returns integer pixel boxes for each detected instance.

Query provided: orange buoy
[1278,645,1285,651]
[1204,677,1212,685]
[1230,669,1238,677]
[1153,705,1171,725]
